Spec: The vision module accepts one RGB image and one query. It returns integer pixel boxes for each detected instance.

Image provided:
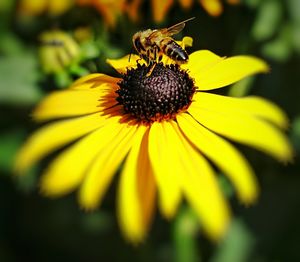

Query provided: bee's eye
[134,38,145,52]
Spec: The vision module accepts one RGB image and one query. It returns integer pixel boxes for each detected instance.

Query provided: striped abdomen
[160,38,188,63]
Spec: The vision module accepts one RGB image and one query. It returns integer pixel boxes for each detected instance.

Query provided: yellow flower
[123,0,142,23]
[198,0,240,17]
[15,41,292,243]
[76,0,123,28]
[151,0,174,24]
[152,0,240,23]
[17,0,140,28]
[18,0,74,16]
[76,0,142,28]
[39,30,81,74]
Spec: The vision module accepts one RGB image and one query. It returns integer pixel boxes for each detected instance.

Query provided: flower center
[116,63,196,123]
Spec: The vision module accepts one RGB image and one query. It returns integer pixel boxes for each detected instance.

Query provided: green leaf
[173,206,200,262]
[0,0,14,12]
[228,76,255,97]
[290,116,300,152]
[54,71,72,88]
[218,175,234,198]
[243,0,261,9]
[81,211,113,235]
[287,0,300,24]
[81,41,101,59]
[15,166,38,193]
[0,129,25,173]
[211,219,255,262]
[69,64,89,76]
[0,53,42,105]
[262,25,293,62]
[0,33,25,55]
[251,0,283,41]
[291,24,300,54]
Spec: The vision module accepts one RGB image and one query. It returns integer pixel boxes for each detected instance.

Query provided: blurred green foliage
[0,0,300,261]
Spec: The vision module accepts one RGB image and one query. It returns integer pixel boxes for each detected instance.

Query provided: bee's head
[132,32,145,54]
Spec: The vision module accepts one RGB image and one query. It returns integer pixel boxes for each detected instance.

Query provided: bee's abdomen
[161,39,188,63]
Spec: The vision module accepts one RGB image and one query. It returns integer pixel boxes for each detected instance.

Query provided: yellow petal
[118,125,155,243]
[182,50,223,74]
[106,54,142,74]
[170,121,231,241]
[18,0,47,16]
[199,0,223,16]
[56,45,73,66]
[78,122,138,209]
[70,73,120,90]
[80,0,124,28]
[189,101,293,162]
[14,112,111,173]
[193,92,289,129]
[148,121,182,218]
[33,88,116,121]
[39,116,124,196]
[49,0,73,15]
[182,36,193,48]
[39,46,64,73]
[151,0,174,23]
[95,4,118,29]
[186,53,269,91]
[178,0,193,9]
[125,0,142,22]
[136,136,156,238]
[177,113,259,204]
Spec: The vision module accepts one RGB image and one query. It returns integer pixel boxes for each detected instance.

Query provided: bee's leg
[146,56,156,77]
[153,46,158,63]
[153,45,161,64]
[140,54,149,64]
[146,63,156,77]
[158,54,163,62]
[146,46,161,77]
[146,49,153,65]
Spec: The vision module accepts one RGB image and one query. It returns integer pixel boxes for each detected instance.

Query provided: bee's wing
[163,17,195,36]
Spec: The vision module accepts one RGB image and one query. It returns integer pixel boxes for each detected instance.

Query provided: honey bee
[132,17,195,65]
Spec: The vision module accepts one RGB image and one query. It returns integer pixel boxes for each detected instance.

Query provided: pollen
[116,63,196,123]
